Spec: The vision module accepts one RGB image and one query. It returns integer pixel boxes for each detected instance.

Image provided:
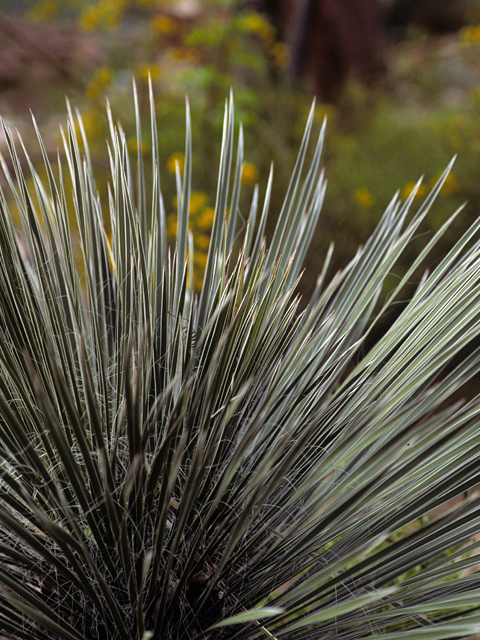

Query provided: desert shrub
[1,87,480,640]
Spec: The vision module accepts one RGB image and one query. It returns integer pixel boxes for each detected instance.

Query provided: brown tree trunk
[266,0,386,101]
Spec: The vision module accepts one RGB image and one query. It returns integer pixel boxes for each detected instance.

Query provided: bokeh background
[3,0,480,595]
[2,0,480,301]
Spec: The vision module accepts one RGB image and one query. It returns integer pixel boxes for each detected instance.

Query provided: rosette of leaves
[1,83,480,640]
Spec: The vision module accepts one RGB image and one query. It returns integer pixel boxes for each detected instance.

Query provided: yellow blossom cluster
[79,0,126,31]
[402,182,427,201]
[74,106,104,138]
[135,63,161,83]
[432,172,460,197]
[241,11,290,72]
[354,187,375,208]
[165,155,214,288]
[151,14,179,36]
[242,12,276,47]
[401,173,459,202]
[28,0,60,22]
[164,154,260,287]
[241,162,259,185]
[459,24,480,47]
[269,42,290,73]
[86,66,114,101]
[127,136,150,155]
[167,152,185,175]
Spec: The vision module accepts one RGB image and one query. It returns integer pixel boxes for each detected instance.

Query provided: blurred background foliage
[1,3,480,627]
[2,0,480,298]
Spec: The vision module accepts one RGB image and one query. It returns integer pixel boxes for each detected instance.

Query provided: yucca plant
[2,83,480,640]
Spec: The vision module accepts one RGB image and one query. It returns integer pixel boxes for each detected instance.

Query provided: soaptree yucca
[2,84,480,640]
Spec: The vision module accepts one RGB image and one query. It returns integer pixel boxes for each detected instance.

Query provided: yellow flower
[243,12,275,46]
[270,42,290,72]
[243,12,264,32]
[28,0,59,22]
[189,191,208,214]
[402,182,426,201]
[241,162,259,185]
[430,173,460,198]
[167,152,185,175]
[193,274,204,291]
[76,106,103,138]
[80,0,126,31]
[80,5,100,30]
[194,252,208,269]
[195,234,210,250]
[354,187,375,208]
[105,12,122,29]
[441,173,460,197]
[86,67,113,101]
[166,213,177,238]
[196,207,215,230]
[171,47,201,64]
[459,25,480,47]
[151,14,179,35]
[127,136,150,155]
[136,64,161,83]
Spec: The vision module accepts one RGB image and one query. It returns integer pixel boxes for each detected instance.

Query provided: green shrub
[2,85,480,640]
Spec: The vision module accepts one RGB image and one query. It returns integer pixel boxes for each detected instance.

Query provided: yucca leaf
[2,90,480,640]
[209,606,283,629]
